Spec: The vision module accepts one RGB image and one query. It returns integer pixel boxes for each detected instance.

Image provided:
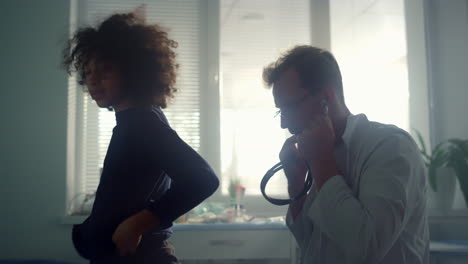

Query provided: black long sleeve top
[72,107,219,260]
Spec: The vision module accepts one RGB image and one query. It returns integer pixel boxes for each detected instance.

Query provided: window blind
[329,0,409,131]
[78,0,203,195]
[68,0,412,212]
[219,0,311,196]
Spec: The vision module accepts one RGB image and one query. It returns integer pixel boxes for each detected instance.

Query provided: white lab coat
[287,114,430,264]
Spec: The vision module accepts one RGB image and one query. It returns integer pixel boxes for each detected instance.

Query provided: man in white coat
[262,45,430,264]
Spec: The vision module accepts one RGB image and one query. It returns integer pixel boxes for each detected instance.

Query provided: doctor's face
[272,68,326,135]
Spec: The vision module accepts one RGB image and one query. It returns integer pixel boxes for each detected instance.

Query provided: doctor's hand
[280,136,308,195]
[296,115,338,190]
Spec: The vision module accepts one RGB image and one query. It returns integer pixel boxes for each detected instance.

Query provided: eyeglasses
[274,93,313,118]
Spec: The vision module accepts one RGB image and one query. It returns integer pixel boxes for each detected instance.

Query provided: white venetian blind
[329,0,409,131]
[78,0,203,195]
[219,0,311,196]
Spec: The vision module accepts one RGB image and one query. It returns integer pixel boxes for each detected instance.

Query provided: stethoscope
[260,161,313,205]
[260,99,328,205]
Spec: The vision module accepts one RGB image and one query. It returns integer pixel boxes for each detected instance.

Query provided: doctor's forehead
[272,68,307,107]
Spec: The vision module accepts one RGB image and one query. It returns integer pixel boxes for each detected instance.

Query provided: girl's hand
[112,209,160,256]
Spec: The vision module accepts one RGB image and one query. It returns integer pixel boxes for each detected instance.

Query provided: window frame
[66,0,439,218]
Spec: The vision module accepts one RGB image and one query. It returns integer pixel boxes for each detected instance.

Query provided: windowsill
[429,209,468,220]
[172,222,288,231]
[62,209,468,225]
[60,215,287,230]
[430,240,468,255]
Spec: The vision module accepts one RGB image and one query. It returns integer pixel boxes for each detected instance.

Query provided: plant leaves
[449,139,468,157]
[414,129,430,162]
[415,130,427,152]
[452,159,468,206]
[431,145,448,168]
[411,133,468,197]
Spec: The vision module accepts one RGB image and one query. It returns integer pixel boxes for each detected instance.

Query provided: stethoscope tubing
[260,161,313,205]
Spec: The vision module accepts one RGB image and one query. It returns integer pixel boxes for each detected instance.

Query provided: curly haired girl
[63,12,219,264]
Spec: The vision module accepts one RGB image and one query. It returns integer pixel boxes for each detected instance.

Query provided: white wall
[0,0,84,262]
[425,0,468,240]
[427,0,468,142]
[428,0,468,210]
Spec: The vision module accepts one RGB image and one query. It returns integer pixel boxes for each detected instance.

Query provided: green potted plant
[415,131,468,207]
[228,177,241,200]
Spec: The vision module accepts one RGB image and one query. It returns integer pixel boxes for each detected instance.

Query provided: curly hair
[62,12,178,108]
[263,45,344,104]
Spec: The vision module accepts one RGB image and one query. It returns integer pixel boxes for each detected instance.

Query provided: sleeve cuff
[286,205,307,245]
[308,175,351,225]
[146,201,174,229]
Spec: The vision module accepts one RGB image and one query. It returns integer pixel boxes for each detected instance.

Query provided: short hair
[263,45,344,103]
[62,12,178,108]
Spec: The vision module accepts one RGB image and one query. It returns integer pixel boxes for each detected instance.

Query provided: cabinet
[170,223,296,263]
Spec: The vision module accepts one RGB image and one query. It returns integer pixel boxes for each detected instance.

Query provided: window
[67,0,207,214]
[329,0,409,131]
[219,0,311,198]
[67,0,413,217]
